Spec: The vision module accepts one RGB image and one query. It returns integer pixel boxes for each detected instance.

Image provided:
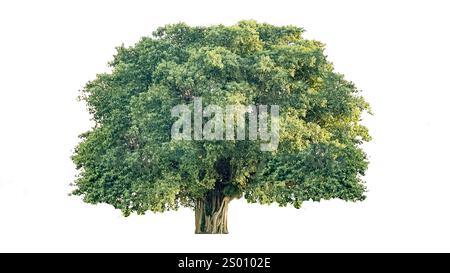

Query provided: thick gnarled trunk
[195,191,230,234]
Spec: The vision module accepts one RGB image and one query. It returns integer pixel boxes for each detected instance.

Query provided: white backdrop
[1,0,449,252]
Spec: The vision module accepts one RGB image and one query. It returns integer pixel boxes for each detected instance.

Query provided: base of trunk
[195,191,230,234]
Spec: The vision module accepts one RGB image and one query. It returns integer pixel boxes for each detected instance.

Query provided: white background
[1,0,449,252]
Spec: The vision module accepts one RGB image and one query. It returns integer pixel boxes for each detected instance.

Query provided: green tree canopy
[72,20,371,233]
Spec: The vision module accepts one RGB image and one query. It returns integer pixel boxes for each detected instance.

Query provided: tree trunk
[195,191,230,234]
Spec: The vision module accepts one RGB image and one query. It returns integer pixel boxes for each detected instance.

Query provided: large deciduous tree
[72,21,371,234]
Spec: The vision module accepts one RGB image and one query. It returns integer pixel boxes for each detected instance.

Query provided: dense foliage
[72,21,371,233]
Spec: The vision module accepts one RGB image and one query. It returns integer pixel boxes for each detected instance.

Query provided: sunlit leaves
[73,20,371,215]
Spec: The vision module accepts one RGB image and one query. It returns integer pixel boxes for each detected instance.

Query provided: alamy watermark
[171,97,279,151]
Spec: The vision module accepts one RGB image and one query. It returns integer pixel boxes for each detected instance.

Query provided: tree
[72,20,371,234]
